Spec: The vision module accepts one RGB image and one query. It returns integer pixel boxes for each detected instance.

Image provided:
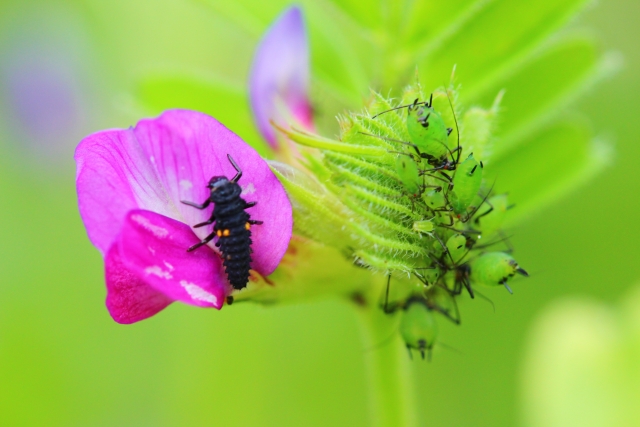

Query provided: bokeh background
[0,1,638,426]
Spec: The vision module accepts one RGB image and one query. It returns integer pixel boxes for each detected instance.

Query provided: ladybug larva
[181,154,263,290]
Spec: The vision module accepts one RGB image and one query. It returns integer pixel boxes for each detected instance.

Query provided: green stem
[357,303,418,427]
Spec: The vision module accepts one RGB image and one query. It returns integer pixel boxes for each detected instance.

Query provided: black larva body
[181,155,262,290]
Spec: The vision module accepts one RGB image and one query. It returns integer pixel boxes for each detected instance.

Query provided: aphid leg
[248,219,263,225]
[193,213,216,228]
[181,199,211,210]
[438,213,455,227]
[440,173,455,194]
[370,99,427,119]
[187,232,216,252]
[227,154,243,183]
[435,301,461,325]
[245,201,257,208]
[473,198,494,225]
[473,289,496,313]
[462,276,475,299]
[383,274,392,313]
[429,233,449,260]
[406,345,414,360]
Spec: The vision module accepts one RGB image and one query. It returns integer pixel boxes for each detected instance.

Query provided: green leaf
[473,35,621,160]
[486,119,612,226]
[417,0,591,97]
[136,74,271,157]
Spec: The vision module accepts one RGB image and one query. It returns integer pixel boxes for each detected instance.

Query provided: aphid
[412,219,435,234]
[399,296,439,361]
[448,154,483,216]
[372,95,459,171]
[380,277,440,361]
[470,252,529,293]
[394,154,423,199]
[445,233,467,265]
[181,154,263,290]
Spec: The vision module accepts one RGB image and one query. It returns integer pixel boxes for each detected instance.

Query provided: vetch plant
[122,1,620,426]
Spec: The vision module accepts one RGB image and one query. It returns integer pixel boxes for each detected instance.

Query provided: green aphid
[475,194,510,236]
[395,154,422,197]
[449,154,483,215]
[423,188,446,211]
[405,99,451,162]
[373,95,458,170]
[412,219,434,234]
[471,252,529,293]
[399,297,438,361]
[446,234,467,264]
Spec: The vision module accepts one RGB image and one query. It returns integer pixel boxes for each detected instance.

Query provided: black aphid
[181,154,262,290]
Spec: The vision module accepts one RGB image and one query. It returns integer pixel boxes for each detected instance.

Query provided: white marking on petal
[148,246,156,255]
[180,280,218,305]
[241,182,256,195]
[132,214,169,238]
[150,156,155,164]
[145,265,173,280]
[163,261,174,271]
[179,179,193,190]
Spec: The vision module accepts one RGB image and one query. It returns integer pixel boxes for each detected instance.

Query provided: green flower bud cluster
[273,81,529,357]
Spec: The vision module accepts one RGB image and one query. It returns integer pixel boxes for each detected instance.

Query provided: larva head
[207,176,242,202]
[400,297,438,360]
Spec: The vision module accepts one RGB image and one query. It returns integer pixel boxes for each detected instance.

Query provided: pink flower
[249,6,314,149]
[75,110,292,323]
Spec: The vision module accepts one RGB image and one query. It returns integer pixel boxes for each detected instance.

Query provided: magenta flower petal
[76,110,292,276]
[130,110,292,275]
[105,243,174,324]
[75,127,170,255]
[249,6,313,148]
[76,110,293,322]
[115,210,227,310]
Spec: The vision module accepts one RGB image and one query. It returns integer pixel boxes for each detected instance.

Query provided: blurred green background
[0,1,638,426]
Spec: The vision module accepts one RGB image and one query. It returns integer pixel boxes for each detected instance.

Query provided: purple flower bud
[249,6,313,149]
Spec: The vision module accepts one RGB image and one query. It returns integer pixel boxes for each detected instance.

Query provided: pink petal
[131,110,292,275]
[76,110,292,275]
[249,6,313,148]
[116,209,228,310]
[105,243,174,324]
[75,127,175,255]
